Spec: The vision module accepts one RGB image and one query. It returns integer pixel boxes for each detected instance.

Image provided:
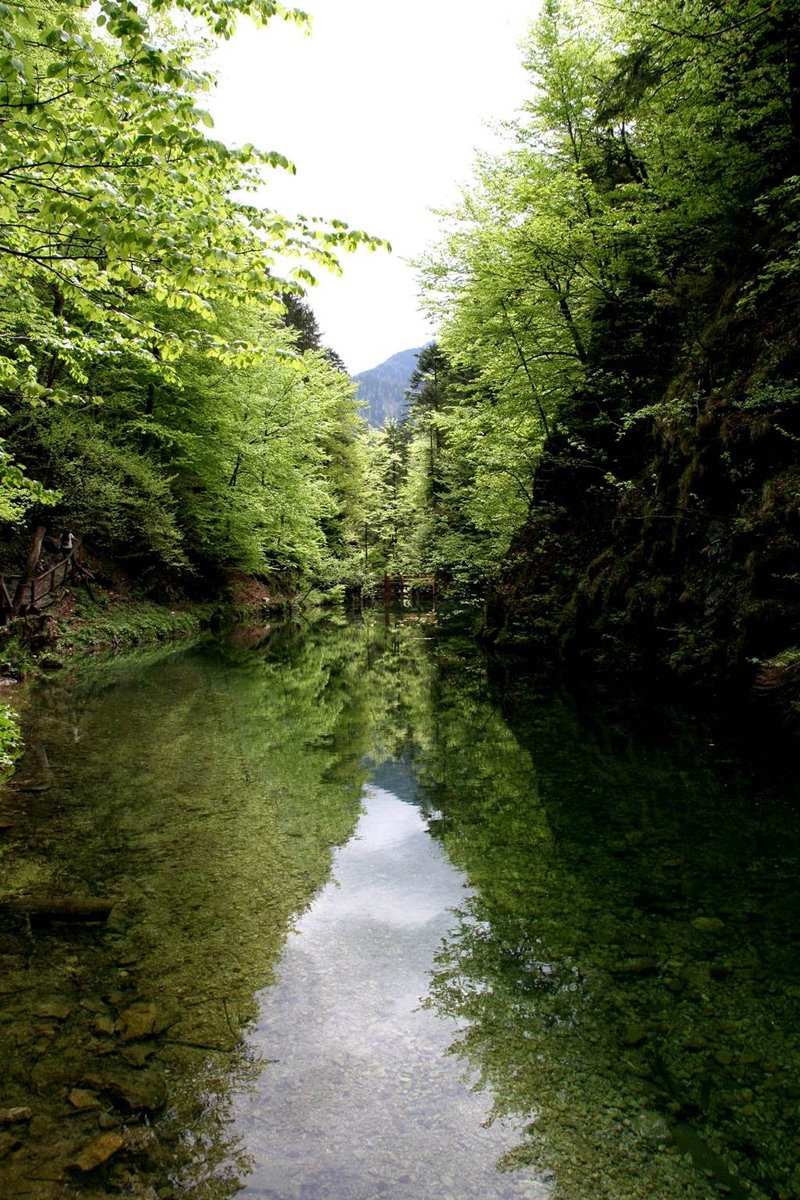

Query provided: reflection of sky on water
[232,785,547,1200]
[367,756,424,807]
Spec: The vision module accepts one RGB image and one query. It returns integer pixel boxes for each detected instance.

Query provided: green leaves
[0,443,59,522]
[0,702,21,782]
[0,0,382,564]
[0,0,382,404]
[415,0,800,595]
[415,5,622,572]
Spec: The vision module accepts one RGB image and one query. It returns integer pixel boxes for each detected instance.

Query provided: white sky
[209,0,540,375]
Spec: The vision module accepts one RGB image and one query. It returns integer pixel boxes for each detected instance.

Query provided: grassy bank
[0,590,218,772]
[55,595,213,657]
[0,593,213,677]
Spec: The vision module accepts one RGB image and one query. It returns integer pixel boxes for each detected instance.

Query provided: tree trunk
[12,526,47,615]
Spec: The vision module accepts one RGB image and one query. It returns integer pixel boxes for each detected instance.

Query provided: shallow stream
[0,618,798,1200]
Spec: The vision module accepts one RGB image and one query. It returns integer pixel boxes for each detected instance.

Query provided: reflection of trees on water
[409,672,800,1200]
[1,623,388,1199]
[4,618,799,1200]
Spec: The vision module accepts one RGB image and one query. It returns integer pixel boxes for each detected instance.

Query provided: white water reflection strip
[231,785,547,1200]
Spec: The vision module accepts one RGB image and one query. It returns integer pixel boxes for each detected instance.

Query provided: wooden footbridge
[0,527,88,622]
[380,573,437,604]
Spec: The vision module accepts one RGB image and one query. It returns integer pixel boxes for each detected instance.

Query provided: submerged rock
[72,1131,124,1172]
[120,1043,155,1068]
[86,1067,167,1115]
[692,917,726,933]
[117,1003,171,1042]
[34,1000,71,1022]
[0,1132,23,1160]
[615,957,659,976]
[0,1107,33,1124]
[97,1113,122,1131]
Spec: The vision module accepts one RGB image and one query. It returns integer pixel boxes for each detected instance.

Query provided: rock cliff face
[488,270,800,709]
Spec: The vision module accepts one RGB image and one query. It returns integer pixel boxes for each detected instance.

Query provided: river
[0,617,798,1200]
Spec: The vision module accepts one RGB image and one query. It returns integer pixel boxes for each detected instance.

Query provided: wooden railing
[0,540,83,618]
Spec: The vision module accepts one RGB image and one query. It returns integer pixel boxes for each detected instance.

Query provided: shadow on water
[411,652,800,1200]
[0,616,797,1200]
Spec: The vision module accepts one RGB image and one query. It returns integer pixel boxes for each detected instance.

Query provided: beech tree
[0,0,381,521]
[417,1,620,568]
[416,0,800,592]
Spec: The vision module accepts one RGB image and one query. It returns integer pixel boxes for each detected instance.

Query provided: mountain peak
[353,346,426,428]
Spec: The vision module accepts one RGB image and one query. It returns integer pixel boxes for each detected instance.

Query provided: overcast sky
[209,0,539,374]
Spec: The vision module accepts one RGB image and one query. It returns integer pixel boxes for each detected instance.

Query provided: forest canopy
[0,0,381,585]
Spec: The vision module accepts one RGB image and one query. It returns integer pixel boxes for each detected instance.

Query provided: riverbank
[0,592,211,782]
[0,569,305,776]
[0,593,211,680]
[0,563,311,679]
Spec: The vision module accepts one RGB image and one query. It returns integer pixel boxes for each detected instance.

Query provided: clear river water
[0,617,798,1200]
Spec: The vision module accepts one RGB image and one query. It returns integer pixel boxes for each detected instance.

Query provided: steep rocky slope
[488,268,800,713]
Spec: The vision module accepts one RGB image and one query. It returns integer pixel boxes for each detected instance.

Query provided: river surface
[0,617,798,1200]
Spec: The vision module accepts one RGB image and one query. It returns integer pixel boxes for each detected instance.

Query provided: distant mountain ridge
[353,346,425,428]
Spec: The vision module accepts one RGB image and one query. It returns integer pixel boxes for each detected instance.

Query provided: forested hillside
[353,347,423,428]
[368,0,800,706]
[0,0,381,595]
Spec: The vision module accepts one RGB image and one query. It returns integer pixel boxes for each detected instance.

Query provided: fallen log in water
[0,896,114,923]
